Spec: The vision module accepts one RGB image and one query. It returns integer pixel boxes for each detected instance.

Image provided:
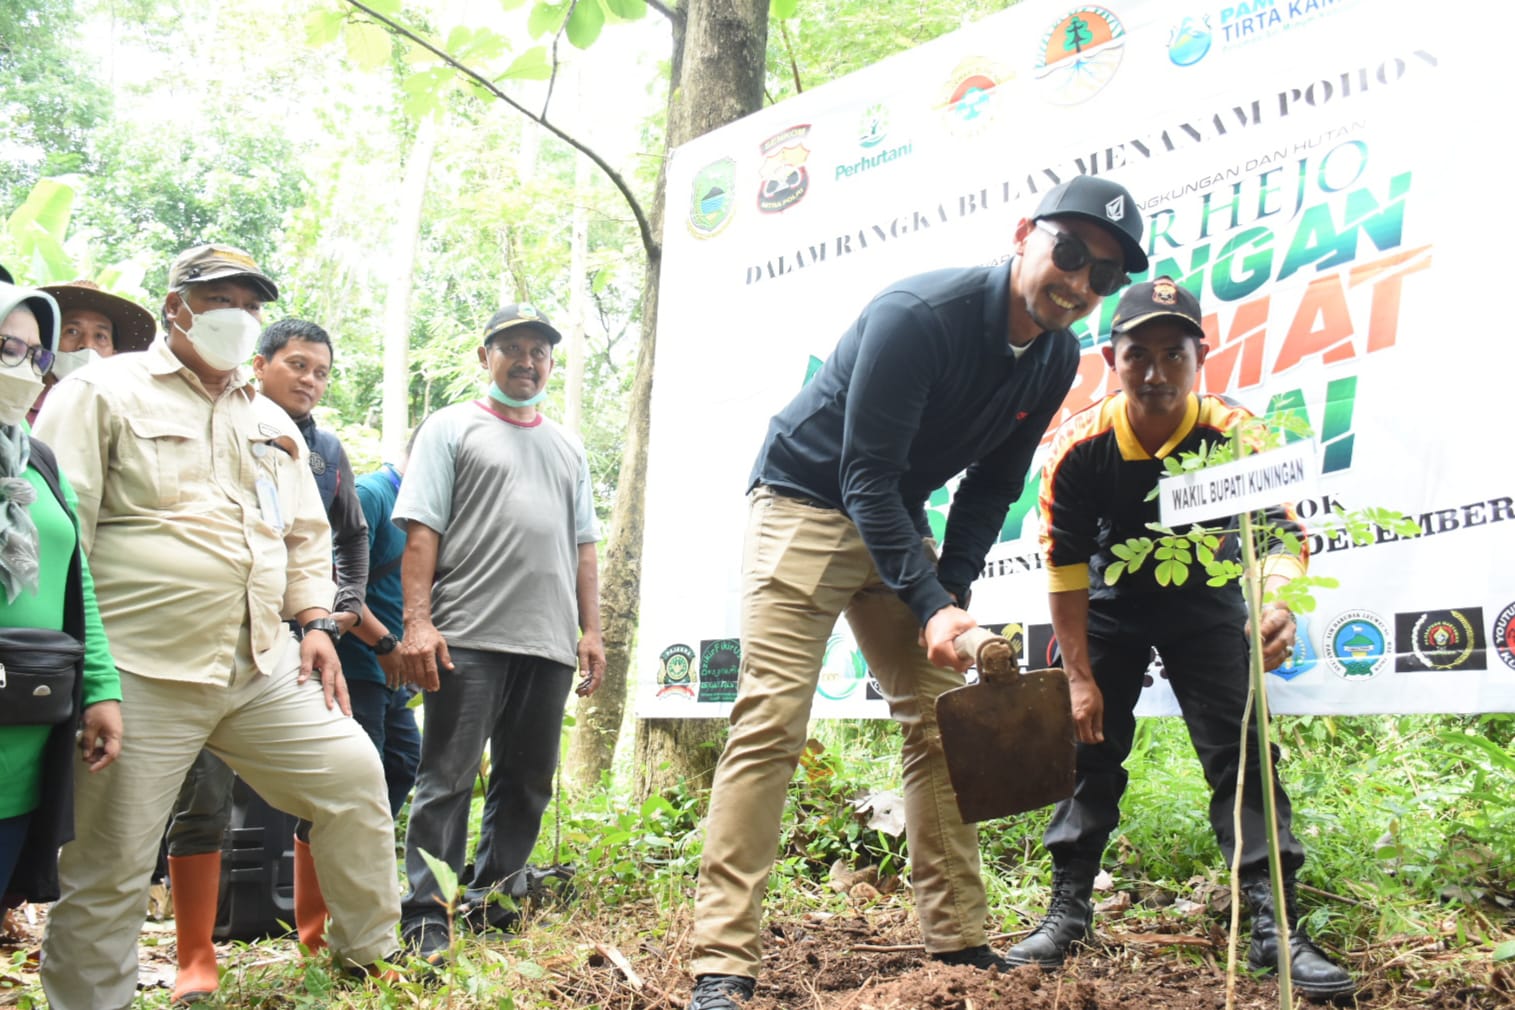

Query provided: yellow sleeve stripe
[1048,563,1091,592]
[1261,554,1307,583]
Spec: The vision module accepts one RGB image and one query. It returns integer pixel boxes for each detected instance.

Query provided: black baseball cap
[1111,276,1204,339]
[0,263,11,285]
[483,304,562,346]
[1033,176,1147,274]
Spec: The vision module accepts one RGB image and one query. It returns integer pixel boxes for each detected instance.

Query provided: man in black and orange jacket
[1009,277,1353,1001]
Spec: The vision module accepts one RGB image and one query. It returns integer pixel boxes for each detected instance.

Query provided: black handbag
[0,627,83,726]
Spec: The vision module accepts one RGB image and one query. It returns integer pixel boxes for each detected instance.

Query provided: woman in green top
[0,276,123,904]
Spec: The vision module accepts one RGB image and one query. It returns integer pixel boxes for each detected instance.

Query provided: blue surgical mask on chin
[488,382,547,408]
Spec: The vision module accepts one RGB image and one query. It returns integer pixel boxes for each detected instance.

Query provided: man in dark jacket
[689,176,1148,1010]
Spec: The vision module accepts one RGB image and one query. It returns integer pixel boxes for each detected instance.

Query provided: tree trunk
[567,0,769,796]
[564,147,590,435]
[381,114,437,455]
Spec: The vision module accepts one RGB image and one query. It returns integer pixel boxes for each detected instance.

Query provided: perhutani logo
[655,643,696,700]
[1324,609,1390,680]
[1273,615,1319,681]
[688,157,736,239]
[938,57,1013,136]
[1394,608,1487,672]
[1034,7,1127,106]
[1167,15,1213,66]
[757,125,812,214]
[1493,602,1515,672]
[836,103,912,183]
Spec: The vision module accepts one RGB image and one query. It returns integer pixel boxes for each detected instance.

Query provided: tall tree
[619,0,769,797]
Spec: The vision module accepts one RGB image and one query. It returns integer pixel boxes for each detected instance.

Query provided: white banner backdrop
[636,0,1512,718]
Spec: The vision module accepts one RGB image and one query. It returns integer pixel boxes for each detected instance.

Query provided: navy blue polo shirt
[749,259,1080,626]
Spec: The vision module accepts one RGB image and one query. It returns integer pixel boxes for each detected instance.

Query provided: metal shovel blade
[935,628,1077,823]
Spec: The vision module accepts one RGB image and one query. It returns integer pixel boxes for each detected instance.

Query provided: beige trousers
[41,643,400,1010]
[690,489,987,979]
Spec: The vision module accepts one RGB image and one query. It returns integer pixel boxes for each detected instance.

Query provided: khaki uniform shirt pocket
[120,414,205,509]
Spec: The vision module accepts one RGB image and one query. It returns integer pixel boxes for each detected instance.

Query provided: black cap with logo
[1111,275,1204,339]
[1033,175,1148,274]
[483,304,563,346]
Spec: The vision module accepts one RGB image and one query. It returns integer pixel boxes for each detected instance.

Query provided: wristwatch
[373,633,399,656]
[302,617,342,641]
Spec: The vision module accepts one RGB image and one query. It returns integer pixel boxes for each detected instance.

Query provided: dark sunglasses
[1035,220,1130,297]
[0,335,56,376]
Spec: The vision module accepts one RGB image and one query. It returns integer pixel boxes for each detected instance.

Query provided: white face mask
[178,298,261,371]
[0,361,45,426]
[50,348,101,381]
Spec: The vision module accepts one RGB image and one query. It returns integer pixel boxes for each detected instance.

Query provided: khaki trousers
[691,489,987,979]
[41,644,400,1010]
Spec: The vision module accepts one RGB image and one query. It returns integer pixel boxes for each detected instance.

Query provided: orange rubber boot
[168,852,222,1004]
[293,837,329,953]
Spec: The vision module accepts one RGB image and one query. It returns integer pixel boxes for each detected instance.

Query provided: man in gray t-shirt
[394,304,604,962]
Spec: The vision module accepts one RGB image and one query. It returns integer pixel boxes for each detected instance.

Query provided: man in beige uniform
[35,245,399,1009]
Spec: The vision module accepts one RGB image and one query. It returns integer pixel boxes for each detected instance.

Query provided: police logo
[1152,277,1179,305]
[308,451,327,476]
[1394,608,1486,672]
[1324,609,1390,680]
[656,644,696,700]
[1493,602,1515,672]
[756,125,812,215]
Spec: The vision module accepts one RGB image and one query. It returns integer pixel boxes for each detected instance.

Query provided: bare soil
[4,891,1511,1008]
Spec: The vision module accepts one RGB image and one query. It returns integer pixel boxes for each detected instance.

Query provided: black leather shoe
[401,918,451,967]
[931,944,1010,971]
[459,898,521,936]
[1006,857,1099,968]
[690,973,756,1010]
[1243,877,1355,1000]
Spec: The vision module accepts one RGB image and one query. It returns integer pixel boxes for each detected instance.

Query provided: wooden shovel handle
[953,627,1018,677]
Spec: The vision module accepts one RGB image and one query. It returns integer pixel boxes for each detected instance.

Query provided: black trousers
[1043,594,1306,876]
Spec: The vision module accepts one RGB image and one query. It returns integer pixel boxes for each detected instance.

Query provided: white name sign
[1158,443,1316,527]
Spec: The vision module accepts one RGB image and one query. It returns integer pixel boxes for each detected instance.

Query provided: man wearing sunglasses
[689,176,1147,1010]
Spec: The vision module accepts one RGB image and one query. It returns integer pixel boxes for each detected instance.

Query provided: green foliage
[764,0,1019,101]
[4,177,78,282]
[1112,422,1417,613]
[0,0,113,214]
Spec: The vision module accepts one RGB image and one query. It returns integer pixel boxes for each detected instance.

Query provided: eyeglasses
[0,335,56,376]
[1035,220,1130,297]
